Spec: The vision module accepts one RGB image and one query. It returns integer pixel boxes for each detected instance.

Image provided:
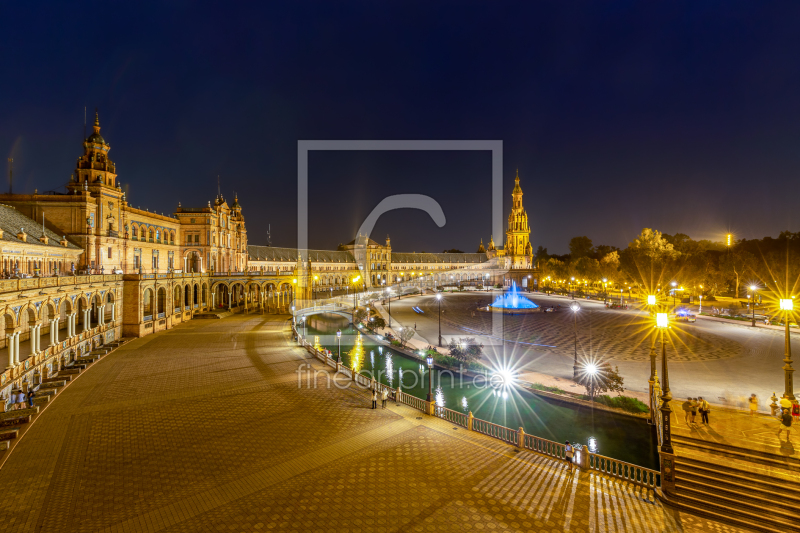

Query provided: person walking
[15,390,25,410]
[792,401,800,423]
[749,394,758,416]
[564,441,574,471]
[777,407,793,441]
[26,389,34,409]
[699,397,710,425]
[690,398,698,425]
[682,399,692,425]
[381,388,388,409]
[371,388,377,409]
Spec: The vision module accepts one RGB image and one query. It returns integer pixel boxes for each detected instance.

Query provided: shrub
[530,382,566,395]
[390,339,401,347]
[579,394,650,414]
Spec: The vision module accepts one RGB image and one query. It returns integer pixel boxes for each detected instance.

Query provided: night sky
[3,2,800,254]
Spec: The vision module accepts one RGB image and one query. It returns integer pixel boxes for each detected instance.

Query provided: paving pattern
[0,313,752,532]
[419,293,777,362]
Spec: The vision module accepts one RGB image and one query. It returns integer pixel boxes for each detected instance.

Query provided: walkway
[0,314,750,532]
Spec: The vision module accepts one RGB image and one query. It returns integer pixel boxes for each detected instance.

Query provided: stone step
[673,434,800,473]
[75,356,98,364]
[38,380,66,389]
[59,368,81,375]
[0,414,30,428]
[0,440,8,451]
[675,457,800,494]
[0,407,37,420]
[36,389,56,397]
[661,490,783,533]
[0,428,20,441]
[32,396,49,406]
[675,474,800,514]
[673,482,800,528]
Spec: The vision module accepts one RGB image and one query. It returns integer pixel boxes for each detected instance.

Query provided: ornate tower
[70,111,121,195]
[505,170,532,266]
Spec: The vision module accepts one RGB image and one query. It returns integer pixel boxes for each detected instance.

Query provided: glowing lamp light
[585,363,598,375]
[647,295,657,305]
[426,356,434,368]
[570,302,580,313]
[656,313,669,328]
[436,293,442,300]
[726,234,732,246]
[780,299,794,311]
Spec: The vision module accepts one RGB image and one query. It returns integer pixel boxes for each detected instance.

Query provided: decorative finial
[94,108,100,126]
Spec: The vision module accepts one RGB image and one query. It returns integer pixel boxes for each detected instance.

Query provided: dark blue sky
[3,1,800,253]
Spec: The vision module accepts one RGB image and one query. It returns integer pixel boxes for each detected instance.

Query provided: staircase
[664,433,800,532]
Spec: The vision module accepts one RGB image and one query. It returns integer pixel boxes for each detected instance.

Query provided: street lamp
[671,281,677,309]
[386,288,392,327]
[656,311,673,454]
[336,328,341,362]
[301,315,306,339]
[437,292,443,347]
[602,278,607,303]
[426,354,434,402]
[585,363,598,404]
[313,275,318,300]
[570,277,575,299]
[646,294,658,423]
[780,298,795,401]
[570,302,580,380]
[749,285,758,327]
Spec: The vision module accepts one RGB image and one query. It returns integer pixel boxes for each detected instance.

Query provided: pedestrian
[690,398,698,425]
[564,441,574,471]
[682,399,692,425]
[777,407,793,441]
[699,396,710,425]
[15,390,25,410]
[381,388,388,409]
[748,394,758,416]
[371,388,377,409]
[26,389,34,409]
[793,401,800,423]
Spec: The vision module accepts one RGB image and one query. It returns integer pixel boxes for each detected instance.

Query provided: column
[6,334,15,368]
[110,303,115,322]
[31,325,38,353]
[99,305,105,326]
[86,309,91,330]
[14,332,20,364]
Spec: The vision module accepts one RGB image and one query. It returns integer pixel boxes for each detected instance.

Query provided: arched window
[143,289,153,316]
[149,228,154,242]
[132,226,137,238]
[156,230,161,242]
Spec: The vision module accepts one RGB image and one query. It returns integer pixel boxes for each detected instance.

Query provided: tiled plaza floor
[0,314,752,532]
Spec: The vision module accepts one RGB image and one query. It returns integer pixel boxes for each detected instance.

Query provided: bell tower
[69,110,121,194]
[505,169,532,265]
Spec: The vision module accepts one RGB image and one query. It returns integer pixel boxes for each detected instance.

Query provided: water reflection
[385,353,393,387]
[587,436,599,454]
[435,386,445,407]
[370,350,375,370]
[461,396,469,413]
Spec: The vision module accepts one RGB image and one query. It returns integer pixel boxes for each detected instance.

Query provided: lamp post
[656,311,673,454]
[336,328,341,362]
[750,285,757,327]
[646,294,658,424]
[301,316,306,339]
[313,275,318,301]
[437,293,443,347]
[386,288,392,327]
[602,278,607,303]
[570,277,575,299]
[570,302,580,380]
[426,354,434,402]
[671,281,677,309]
[780,298,796,401]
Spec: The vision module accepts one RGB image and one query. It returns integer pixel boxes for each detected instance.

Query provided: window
[152,251,159,269]
[108,247,112,259]
[156,229,161,242]
[186,234,192,244]
[190,218,196,224]
[194,234,199,243]
[132,226,138,238]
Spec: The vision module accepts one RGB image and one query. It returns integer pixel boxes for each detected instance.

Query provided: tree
[354,308,368,323]
[598,251,621,284]
[626,228,681,291]
[371,316,386,330]
[569,236,594,259]
[719,249,756,298]
[534,246,549,267]
[576,361,625,399]
[399,327,415,347]
[447,337,483,362]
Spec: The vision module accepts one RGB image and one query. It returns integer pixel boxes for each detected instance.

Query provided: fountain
[484,282,539,314]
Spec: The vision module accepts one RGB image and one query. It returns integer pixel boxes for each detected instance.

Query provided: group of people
[5,389,34,410]
[371,387,388,409]
[682,397,711,426]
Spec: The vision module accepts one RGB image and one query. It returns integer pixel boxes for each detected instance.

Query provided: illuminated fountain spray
[486,281,539,314]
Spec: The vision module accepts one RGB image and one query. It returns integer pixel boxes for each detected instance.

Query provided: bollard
[517,427,525,450]
[577,444,589,470]
[771,392,779,417]
[396,386,401,405]
[467,411,473,431]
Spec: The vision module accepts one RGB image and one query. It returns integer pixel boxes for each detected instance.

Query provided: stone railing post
[660,451,676,494]
[467,411,473,431]
[427,400,436,416]
[396,386,401,405]
[517,427,525,449]
[578,446,589,470]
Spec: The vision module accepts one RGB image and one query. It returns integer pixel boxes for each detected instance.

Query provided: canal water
[302,314,659,470]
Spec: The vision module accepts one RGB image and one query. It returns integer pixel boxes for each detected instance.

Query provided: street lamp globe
[570,302,580,313]
[336,329,341,338]
[671,281,677,287]
[780,299,794,311]
[750,285,757,292]
[426,355,433,368]
[436,293,442,300]
[656,312,669,328]
[647,295,657,306]
[585,363,598,375]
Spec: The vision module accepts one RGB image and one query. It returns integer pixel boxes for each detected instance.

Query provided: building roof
[248,245,355,263]
[341,236,383,247]
[0,205,81,250]
[389,252,487,264]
